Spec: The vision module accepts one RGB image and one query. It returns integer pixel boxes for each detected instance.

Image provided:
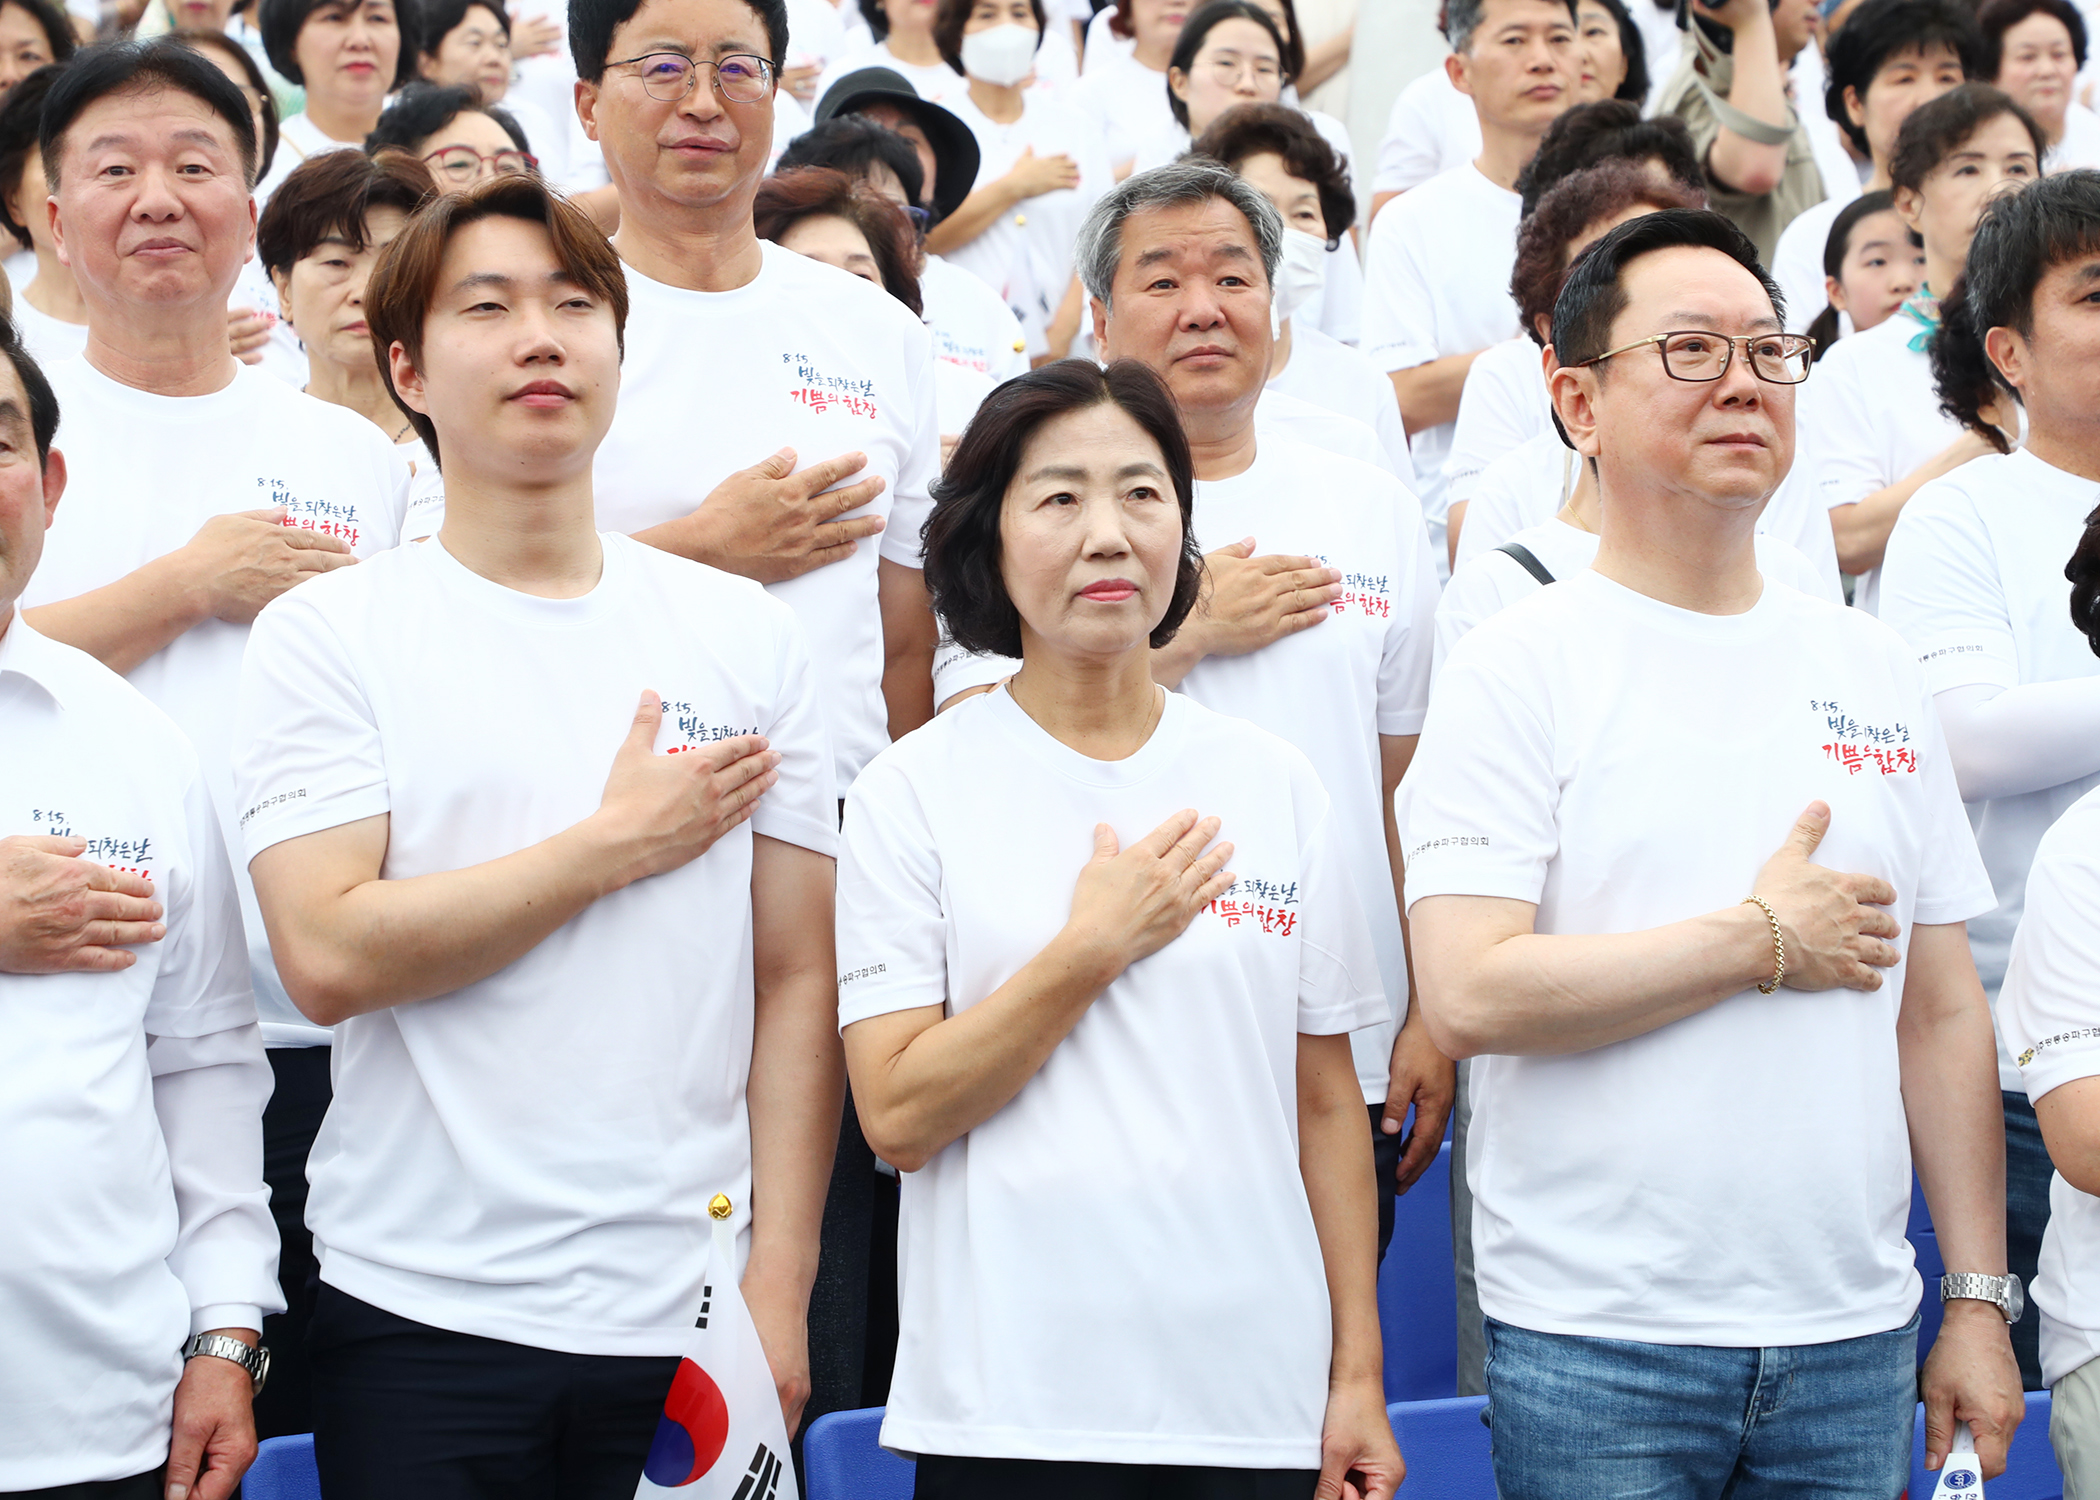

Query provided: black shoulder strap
[1496,542,1556,587]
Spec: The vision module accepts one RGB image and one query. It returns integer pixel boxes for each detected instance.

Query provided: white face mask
[1270,225,1327,336]
[961,23,1039,86]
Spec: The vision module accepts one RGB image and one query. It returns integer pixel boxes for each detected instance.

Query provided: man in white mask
[1194,102,1414,478]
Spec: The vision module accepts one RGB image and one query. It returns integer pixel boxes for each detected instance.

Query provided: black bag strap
[1496,542,1557,587]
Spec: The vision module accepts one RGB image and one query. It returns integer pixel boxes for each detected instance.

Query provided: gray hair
[1445,0,1576,54]
[1075,158,1285,309]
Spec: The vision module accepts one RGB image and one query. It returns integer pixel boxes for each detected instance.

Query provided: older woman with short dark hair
[837,356,1403,1500]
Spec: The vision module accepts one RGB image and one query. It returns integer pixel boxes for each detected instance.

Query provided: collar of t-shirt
[0,610,66,707]
[991,681,1190,789]
[1564,561,1793,644]
[62,354,268,422]
[1996,445,2100,510]
[418,526,635,628]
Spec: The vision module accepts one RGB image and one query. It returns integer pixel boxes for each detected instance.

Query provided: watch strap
[183,1332,268,1392]
[1940,1272,2023,1323]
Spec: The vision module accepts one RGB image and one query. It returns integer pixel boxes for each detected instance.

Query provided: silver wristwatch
[182,1332,270,1395]
[1941,1272,2025,1324]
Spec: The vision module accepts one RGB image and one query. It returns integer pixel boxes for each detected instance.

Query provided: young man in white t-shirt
[1359,0,1578,554]
[232,176,841,1497]
[1402,207,2024,1492]
[16,38,409,1438]
[0,310,281,1500]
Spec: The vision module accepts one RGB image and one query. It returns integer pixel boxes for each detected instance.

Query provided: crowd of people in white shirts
[18,0,2100,1491]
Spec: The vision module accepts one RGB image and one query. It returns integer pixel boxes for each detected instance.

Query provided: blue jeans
[1482,1315,1919,1500]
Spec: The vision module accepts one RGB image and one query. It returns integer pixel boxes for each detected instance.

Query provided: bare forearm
[1415,898,1775,1058]
[1901,926,2007,1276]
[25,552,207,676]
[879,558,937,742]
[1299,1031,1383,1385]
[745,970,845,1297]
[925,179,1023,255]
[1832,440,1987,574]
[1298,23,1351,93]
[1706,16,1789,195]
[1391,352,1480,436]
[850,930,1117,1172]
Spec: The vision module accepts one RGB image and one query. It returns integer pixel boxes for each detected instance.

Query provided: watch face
[253,1343,271,1397]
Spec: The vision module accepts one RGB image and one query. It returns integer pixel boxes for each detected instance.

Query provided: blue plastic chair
[1379,1141,1461,1403]
[804,1407,914,1500]
[1909,1176,1949,1363]
[1387,1395,1495,1500]
[243,1433,321,1500]
[1909,1392,2060,1500]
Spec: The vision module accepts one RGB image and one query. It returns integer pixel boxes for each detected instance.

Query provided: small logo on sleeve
[2017,1025,2100,1068]
[240,788,309,826]
[1407,834,1490,861]
[1809,699,1917,775]
[840,963,887,988]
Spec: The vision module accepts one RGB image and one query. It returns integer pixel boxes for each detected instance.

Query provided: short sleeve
[1880,483,2020,695]
[1432,551,1524,682]
[835,757,950,1029]
[1399,622,1563,911]
[1799,348,1888,512]
[144,758,258,1041]
[232,592,390,860]
[1372,88,1438,196]
[1288,767,1388,1036]
[2002,799,2100,1102]
[932,638,1019,706]
[1900,652,1997,926]
[1377,486,1436,736]
[879,323,943,570]
[1444,343,1543,508]
[750,615,840,857]
[1360,205,1438,375]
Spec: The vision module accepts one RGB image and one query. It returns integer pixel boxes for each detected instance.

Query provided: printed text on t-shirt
[28,807,154,877]
[660,700,759,752]
[1810,699,1916,776]
[783,352,878,419]
[1207,875,1299,936]
[262,477,363,549]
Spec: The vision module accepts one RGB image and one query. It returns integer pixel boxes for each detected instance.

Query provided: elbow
[2060,1154,2100,1198]
[1732,163,1784,197]
[1711,141,1785,197]
[854,1098,940,1176]
[274,947,370,1027]
[1418,990,1490,1062]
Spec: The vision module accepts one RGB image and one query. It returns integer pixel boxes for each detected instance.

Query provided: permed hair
[1511,159,1705,346]
[1889,82,2045,197]
[366,79,529,155]
[257,145,437,277]
[1076,157,1283,307]
[1514,98,1702,217]
[1977,0,2087,85]
[754,165,923,316]
[1191,100,1354,245]
[923,358,1203,657]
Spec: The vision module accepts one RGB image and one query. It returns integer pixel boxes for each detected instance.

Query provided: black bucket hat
[813,66,982,224]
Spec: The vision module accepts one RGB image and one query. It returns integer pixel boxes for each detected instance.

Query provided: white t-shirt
[256,112,360,207]
[1401,568,1995,1345]
[1797,39,1868,212]
[0,618,280,1492]
[837,687,1383,1465]
[1795,302,1960,615]
[2000,783,2100,1386]
[1131,106,1357,181]
[932,356,996,436]
[2048,104,2100,171]
[1769,192,1846,337]
[228,254,310,389]
[1360,163,1523,536]
[232,532,837,1356]
[1258,381,1409,483]
[786,0,875,77]
[1434,516,1830,676]
[1065,50,1177,167]
[815,40,965,106]
[1453,430,1846,600]
[1270,320,1414,483]
[1371,64,1479,196]
[921,253,1029,382]
[1292,228,1366,348]
[1879,447,2100,1090]
[9,295,88,369]
[942,92,1112,350]
[22,358,409,1048]
[1443,335,1552,514]
[1080,5,1134,73]
[500,92,570,187]
[591,245,941,793]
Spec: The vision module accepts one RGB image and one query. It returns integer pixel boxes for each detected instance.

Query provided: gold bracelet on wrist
[1742,895,1785,995]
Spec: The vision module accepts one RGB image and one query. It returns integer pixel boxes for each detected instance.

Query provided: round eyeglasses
[608,51,775,103]
[423,144,538,182]
[1575,330,1817,384]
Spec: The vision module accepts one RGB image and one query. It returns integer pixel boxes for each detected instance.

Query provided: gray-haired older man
[937,159,1454,1254]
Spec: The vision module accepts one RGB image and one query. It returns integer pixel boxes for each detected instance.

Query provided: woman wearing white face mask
[1195,104,1410,476]
[924,0,1113,363]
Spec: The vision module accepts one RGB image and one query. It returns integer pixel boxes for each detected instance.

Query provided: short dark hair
[0,311,60,465]
[570,0,788,80]
[257,146,436,278]
[1191,101,1353,244]
[0,0,75,75]
[1550,207,1781,367]
[41,38,259,190]
[263,0,422,89]
[1977,0,2088,79]
[1581,0,1649,106]
[172,29,282,182]
[754,165,923,316]
[1512,159,1704,345]
[1515,98,1702,217]
[925,359,1203,657]
[932,0,1047,74]
[365,172,629,467]
[1934,168,2100,451]
[1889,82,2045,196]
[1446,0,1578,54]
[775,115,925,212]
[367,80,529,155]
[1822,0,1983,156]
[1163,1,1289,129]
[1805,188,1911,360]
[417,0,508,64]
[858,0,890,40]
[0,65,62,252]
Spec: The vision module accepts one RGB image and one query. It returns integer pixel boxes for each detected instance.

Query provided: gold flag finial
[708,1193,733,1221]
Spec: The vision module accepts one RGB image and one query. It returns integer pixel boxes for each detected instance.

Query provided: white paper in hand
[635,1196,799,1500]
[1930,1421,1984,1500]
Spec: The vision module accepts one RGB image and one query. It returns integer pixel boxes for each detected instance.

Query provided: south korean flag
[635,1195,798,1500]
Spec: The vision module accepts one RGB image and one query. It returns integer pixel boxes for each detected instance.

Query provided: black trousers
[2,1471,163,1500]
[914,1456,1320,1499]
[254,1044,331,1441]
[308,1284,678,1500]
[1370,1102,1403,1262]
